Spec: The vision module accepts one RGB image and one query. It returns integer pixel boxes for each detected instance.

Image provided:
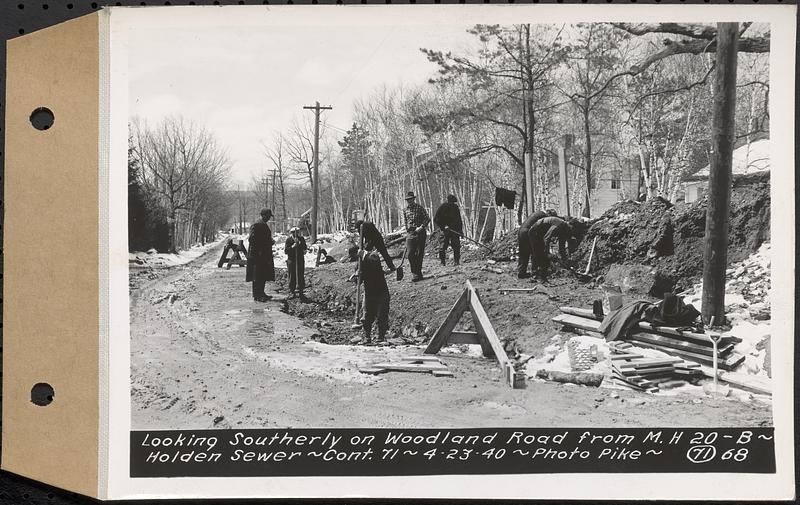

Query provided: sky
[127,14,480,185]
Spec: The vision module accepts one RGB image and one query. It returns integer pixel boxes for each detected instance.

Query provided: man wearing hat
[433,194,463,266]
[517,208,556,279]
[403,191,430,282]
[246,208,276,302]
[284,227,308,299]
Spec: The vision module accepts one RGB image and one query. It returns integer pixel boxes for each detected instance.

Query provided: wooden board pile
[552,307,745,371]
[609,341,702,393]
[358,356,454,377]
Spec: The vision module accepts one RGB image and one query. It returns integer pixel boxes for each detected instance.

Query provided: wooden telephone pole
[302,101,333,243]
[702,23,739,325]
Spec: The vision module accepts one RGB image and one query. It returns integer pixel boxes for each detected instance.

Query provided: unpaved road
[130,243,772,429]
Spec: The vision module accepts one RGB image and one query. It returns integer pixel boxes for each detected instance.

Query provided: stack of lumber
[553,307,745,371]
[609,341,702,393]
[358,356,454,377]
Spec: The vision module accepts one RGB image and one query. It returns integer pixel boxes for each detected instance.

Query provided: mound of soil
[572,172,770,292]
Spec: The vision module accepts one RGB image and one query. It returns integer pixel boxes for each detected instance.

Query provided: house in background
[683,138,770,204]
[587,158,641,217]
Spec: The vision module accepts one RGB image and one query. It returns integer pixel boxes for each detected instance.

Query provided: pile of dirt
[572,172,770,293]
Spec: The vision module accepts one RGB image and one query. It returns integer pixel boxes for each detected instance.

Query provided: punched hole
[30,107,55,130]
[31,383,55,406]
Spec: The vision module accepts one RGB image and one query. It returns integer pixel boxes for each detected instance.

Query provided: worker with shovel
[402,191,430,282]
[517,209,556,279]
[434,194,462,266]
[529,216,576,281]
[358,250,391,344]
[284,227,308,300]
[354,219,396,271]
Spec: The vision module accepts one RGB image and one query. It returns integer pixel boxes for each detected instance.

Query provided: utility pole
[702,23,739,325]
[262,177,269,209]
[303,101,333,243]
[521,25,534,216]
[271,169,277,229]
[558,134,573,218]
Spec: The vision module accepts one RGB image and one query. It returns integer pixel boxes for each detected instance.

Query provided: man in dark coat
[354,219,395,271]
[284,227,308,299]
[433,194,463,266]
[403,191,430,282]
[517,209,556,278]
[529,216,575,280]
[359,250,390,343]
[246,208,275,302]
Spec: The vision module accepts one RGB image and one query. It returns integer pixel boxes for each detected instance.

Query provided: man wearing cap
[433,194,463,266]
[246,208,276,302]
[403,191,430,282]
[517,208,556,279]
[354,219,395,271]
[284,227,308,299]
[357,250,390,344]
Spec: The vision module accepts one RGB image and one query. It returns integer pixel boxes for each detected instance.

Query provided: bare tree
[132,116,231,252]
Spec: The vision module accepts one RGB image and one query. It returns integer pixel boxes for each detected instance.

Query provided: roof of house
[686,139,770,182]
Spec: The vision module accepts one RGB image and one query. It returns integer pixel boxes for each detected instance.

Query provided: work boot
[363,330,372,345]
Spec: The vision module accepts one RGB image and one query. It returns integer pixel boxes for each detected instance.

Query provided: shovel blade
[396,266,404,281]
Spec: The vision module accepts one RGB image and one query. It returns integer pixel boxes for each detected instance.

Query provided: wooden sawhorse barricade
[424,280,523,388]
[217,239,248,269]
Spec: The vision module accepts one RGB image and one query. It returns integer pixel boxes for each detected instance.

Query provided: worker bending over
[517,209,556,279]
[354,219,396,271]
[529,216,575,280]
[359,250,391,344]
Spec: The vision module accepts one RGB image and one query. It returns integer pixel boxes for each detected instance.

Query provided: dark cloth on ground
[360,251,390,340]
[285,235,307,293]
[246,219,275,299]
[598,300,653,341]
[644,292,701,327]
[495,187,516,209]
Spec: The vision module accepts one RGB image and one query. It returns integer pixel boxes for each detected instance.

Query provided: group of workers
[245,208,308,302]
[245,194,578,345]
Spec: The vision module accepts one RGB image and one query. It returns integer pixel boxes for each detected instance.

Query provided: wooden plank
[371,362,448,371]
[401,356,442,363]
[424,288,469,354]
[628,340,744,370]
[552,313,602,333]
[610,353,645,360]
[447,331,482,345]
[467,280,510,366]
[470,310,494,359]
[432,370,454,377]
[616,366,675,376]
[559,306,741,346]
[631,331,733,356]
[618,358,683,369]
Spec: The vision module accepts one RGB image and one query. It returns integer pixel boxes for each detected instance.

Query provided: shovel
[446,228,493,251]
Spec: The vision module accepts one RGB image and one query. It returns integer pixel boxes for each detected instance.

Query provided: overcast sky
[127,17,479,185]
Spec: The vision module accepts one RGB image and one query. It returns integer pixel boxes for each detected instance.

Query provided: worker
[517,209,556,279]
[356,250,390,344]
[433,194,463,266]
[354,219,396,271]
[284,227,307,299]
[246,208,276,302]
[402,191,430,282]
[529,216,575,280]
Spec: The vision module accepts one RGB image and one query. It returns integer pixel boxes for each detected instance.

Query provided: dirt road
[130,244,772,429]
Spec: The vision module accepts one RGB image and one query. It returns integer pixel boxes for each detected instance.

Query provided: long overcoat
[246,220,275,282]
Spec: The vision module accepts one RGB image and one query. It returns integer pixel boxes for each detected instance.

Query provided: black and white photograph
[111,4,794,499]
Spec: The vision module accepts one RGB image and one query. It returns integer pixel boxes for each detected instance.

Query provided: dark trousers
[530,232,549,274]
[366,236,395,270]
[287,260,305,293]
[405,229,427,276]
[517,228,532,276]
[364,289,390,340]
[438,230,461,265]
[252,278,266,299]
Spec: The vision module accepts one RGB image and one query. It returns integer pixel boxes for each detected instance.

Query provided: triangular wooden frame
[217,239,248,269]
[424,280,520,387]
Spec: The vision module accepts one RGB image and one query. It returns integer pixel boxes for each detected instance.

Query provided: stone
[604,264,675,297]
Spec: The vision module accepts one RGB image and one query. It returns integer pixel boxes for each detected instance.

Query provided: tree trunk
[702,22,739,325]
[582,102,592,217]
